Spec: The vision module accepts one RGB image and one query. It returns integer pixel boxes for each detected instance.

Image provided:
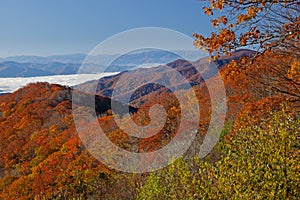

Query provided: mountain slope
[95,49,255,106]
[0,82,139,199]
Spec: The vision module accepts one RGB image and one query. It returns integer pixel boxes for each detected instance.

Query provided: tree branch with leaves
[194,0,300,58]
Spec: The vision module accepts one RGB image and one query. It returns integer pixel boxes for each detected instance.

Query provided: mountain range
[0,50,205,78]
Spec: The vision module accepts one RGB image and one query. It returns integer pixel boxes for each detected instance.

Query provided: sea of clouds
[0,73,118,94]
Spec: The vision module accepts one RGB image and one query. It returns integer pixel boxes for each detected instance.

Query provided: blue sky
[0,0,213,57]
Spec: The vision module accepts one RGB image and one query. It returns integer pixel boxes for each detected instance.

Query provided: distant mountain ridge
[0,50,205,78]
[0,61,80,77]
[0,49,254,79]
[0,53,87,64]
[0,50,203,64]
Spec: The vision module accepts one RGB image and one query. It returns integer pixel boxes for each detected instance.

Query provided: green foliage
[137,173,167,200]
[206,120,234,162]
[217,109,300,199]
[138,110,300,199]
[137,157,195,200]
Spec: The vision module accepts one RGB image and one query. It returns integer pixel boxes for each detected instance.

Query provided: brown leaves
[237,14,247,24]
[195,0,300,57]
[203,7,213,16]
[212,19,219,27]
[194,27,236,57]
[218,16,228,25]
[212,16,228,27]
[240,35,248,45]
[247,6,260,18]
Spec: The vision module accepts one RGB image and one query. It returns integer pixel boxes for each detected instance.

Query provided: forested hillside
[0,0,299,199]
[0,46,299,199]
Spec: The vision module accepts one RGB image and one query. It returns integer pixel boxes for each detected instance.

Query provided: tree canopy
[193,0,300,58]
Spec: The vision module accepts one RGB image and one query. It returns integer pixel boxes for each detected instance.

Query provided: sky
[0,0,213,57]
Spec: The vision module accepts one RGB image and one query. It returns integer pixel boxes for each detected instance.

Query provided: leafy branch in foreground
[194,0,300,58]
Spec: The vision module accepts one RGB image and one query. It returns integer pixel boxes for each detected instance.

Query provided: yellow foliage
[288,60,300,79]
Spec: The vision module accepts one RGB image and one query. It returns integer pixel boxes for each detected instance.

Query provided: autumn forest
[0,0,299,199]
